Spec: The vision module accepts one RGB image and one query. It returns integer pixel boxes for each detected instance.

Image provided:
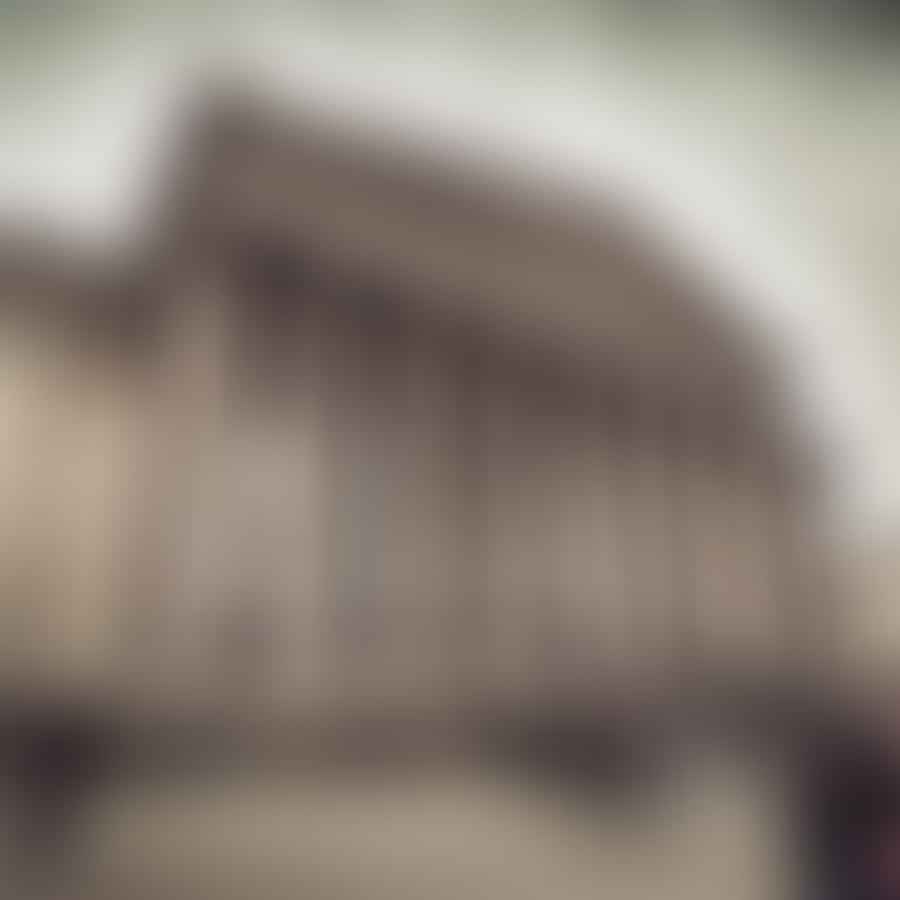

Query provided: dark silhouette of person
[2,697,119,893]
[800,708,900,900]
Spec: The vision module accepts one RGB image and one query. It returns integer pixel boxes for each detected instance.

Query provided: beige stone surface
[71,751,794,900]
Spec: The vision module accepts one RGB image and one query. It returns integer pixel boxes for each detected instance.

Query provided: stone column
[620,387,677,705]
[135,263,236,718]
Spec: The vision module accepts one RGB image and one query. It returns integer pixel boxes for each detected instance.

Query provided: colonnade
[141,252,798,729]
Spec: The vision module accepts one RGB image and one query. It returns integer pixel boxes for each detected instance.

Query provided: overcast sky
[2,2,898,547]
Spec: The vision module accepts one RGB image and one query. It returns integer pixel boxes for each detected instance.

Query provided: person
[2,694,118,895]
[800,697,900,900]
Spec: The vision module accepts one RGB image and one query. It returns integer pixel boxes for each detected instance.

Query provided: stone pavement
[6,745,797,900]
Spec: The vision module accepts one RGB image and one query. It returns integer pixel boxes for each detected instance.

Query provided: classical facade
[0,90,831,743]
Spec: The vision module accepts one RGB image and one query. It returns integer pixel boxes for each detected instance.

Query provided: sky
[1,2,898,548]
